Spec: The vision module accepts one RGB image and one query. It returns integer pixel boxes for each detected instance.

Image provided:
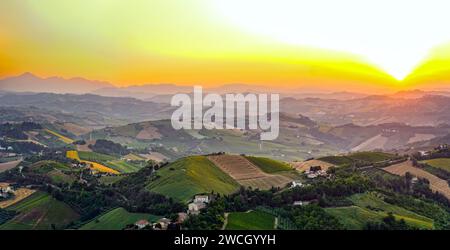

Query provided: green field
[245,156,292,173]
[106,160,143,173]
[78,151,144,173]
[226,211,275,230]
[325,192,433,230]
[349,152,396,163]
[421,158,450,173]
[319,152,396,166]
[29,161,76,184]
[147,156,240,203]
[78,151,117,162]
[30,160,71,174]
[80,207,161,230]
[0,192,79,230]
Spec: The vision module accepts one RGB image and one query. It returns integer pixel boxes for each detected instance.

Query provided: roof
[135,219,150,226]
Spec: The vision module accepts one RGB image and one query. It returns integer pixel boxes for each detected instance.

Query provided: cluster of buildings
[0,183,14,199]
[188,195,210,215]
[130,194,212,230]
[419,144,449,157]
[0,145,17,158]
[134,217,174,230]
[304,168,328,179]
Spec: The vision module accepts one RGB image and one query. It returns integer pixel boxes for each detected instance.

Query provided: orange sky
[1,1,449,94]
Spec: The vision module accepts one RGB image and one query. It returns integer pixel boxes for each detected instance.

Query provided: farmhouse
[419,151,430,157]
[293,200,311,206]
[194,195,210,203]
[0,183,14,199]
[135,219,150,229]
[291,180,303,188]
[157,218,172,230]
[188,202,206,215]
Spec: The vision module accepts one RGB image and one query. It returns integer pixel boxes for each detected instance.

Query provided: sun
[210,0,450,80]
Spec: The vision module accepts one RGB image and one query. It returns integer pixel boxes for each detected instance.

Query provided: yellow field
[66,150,119,175]
[45,129,74,144]
[0,186,36,209]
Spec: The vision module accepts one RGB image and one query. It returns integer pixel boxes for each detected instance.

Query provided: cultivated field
[44,129,74,144]
[326,192,434,229]
[207,155,292,190]
[292,159,335,172]
[384,161,450,200]
[0,184,36,209]
[225,210,275,230]
[421,158,450,173]
[0,159,22,173]
[66,150,119,175]
[80,207,161,230]
[0,192,79,230]
[147,156,240,202]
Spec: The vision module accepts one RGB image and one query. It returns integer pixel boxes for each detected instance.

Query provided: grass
[319,152,396,166]
[30,160,71,174]
[348,152,396,163]
[421,158,450,173]
[226,211,275,230]
[78,151,117,162]
[325,192,434,230]
[105,160,143,173]
[80,207,161,230]
[44,129,74,144]
[245,156,292,173]
[0,192,79,230]
[318,156,355,166]
[147,156,240,203]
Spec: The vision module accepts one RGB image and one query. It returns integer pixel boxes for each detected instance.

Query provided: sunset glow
[1,0,450,93]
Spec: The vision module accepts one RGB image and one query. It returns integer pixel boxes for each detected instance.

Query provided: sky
[1,0,450,93]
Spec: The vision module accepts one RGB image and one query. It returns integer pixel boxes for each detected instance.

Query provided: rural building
[135,219,150,229]
[157,218,172,230]
[291,180,304,188]
[188,202,206,215]
[177,212,188,223]
[194,195,210,203]
[0,183,14,199]
[293,201,311,206]
[419,151,430,157]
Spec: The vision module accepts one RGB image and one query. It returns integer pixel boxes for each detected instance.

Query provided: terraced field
[208,155,293,190]
[0,192,79,230]
[384,161,450,200]
[80,207,161,230]
[147,156,240,203]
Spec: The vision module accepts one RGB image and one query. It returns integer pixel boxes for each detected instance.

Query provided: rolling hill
[0,191,79,230]
[147,156,240,203]
[80,207,161,230]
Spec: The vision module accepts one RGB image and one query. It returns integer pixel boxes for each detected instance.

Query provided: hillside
[0,192,79,230]
[147,156,240,203]
[326,192,434,229]
[80,207,161,230]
